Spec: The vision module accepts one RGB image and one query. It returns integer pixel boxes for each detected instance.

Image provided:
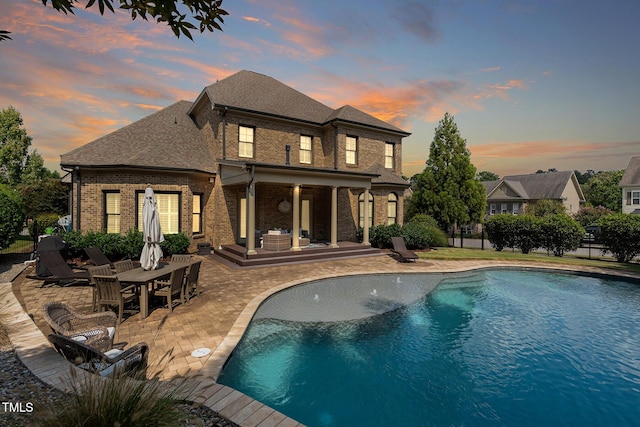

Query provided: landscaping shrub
[484,214,517,251]
[538,214,584,257]
[368,223,402,248]
[161,233,191,256]
[0,184,25,250]
[596,214,640,262]
[119,229,145,260]
[401,221,434,249]
[512,215,541,254]
[407,213,440,229]
[573,206,613,228]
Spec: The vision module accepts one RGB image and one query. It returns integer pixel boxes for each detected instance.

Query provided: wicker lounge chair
[390,237,419,262]
[48,334,148,378]
[30,250,90,287]
[42,301,120,352]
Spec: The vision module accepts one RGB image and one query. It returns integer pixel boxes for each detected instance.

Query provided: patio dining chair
[48,334,148,378]
[171,254,191,264]
[93,275,138,323]
[184,260,202,303]
[42,301,120,353]
[113,259,135,274]
[87,264,114,312]
[154,265,188,312]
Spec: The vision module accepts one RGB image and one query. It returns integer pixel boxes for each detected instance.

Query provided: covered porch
[218,160,379,257]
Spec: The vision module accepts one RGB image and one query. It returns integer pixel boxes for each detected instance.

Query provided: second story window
[385,143,395,169]
[346,136,357,165]
[300,135,312,164]
[239,125,254,158]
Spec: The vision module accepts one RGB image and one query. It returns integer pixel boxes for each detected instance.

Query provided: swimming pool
[218,269,640,426]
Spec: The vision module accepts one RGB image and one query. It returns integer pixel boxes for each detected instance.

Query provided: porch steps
[212,242,382,267]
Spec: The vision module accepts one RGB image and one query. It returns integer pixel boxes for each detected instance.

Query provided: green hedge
[596,214,640,262]
[360,220,448,250]
[0,184,25,250]
[59,229,191,261]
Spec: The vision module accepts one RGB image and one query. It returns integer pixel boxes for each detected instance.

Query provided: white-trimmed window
[358,192,373,228]
[513,202,520,214]
[104,191,120,233]
[385,143,395,169]
[193,194,202,234]
[501,203,507,214]
[490,203,496,215]
[137,191,180,234]
[346,136,357,165]
[300,135,312,164]
[387,193,398,225]
[632,191,640,205]
[239,125,254,158]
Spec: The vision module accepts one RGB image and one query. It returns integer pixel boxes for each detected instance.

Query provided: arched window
[387,193,398,225]
[358,192,373,228]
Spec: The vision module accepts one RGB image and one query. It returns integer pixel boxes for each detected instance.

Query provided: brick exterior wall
[71,96,408,250]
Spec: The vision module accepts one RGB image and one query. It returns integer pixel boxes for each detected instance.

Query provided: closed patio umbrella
[140,186,164,270]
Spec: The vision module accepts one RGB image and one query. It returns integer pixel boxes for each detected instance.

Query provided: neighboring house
[60,70,411,252]
[482,171,585,217]
[620,156,640,214]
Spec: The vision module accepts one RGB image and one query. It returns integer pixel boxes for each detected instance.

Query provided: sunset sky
[1,0,638,178]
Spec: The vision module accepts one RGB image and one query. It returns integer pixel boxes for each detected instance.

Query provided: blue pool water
[218,270,640,426]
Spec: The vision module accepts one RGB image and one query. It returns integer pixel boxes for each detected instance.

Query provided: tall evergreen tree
[408,113,486,229]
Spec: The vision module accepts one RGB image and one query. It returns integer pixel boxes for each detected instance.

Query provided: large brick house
[60,70,411,253]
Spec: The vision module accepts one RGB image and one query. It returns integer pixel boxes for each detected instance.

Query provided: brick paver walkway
[10,251,640,426]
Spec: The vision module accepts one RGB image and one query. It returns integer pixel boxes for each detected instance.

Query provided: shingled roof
[60,101,215,174]
[197,70,409,135]
[485,171,582,201]
[619,156,640,187]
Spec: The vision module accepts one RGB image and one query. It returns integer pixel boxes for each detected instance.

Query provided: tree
[1,0,228,42]
[574,169,596,185]
[476,171,500,181]
[0,106,32,186]
[538,214,584,257]
[524,199,566,217]
[0,184,25,249]
[582,170,624,212]
[408,113,486,229]
[597,214,640,263]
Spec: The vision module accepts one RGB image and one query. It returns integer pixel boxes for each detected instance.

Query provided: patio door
[301,196,312,238]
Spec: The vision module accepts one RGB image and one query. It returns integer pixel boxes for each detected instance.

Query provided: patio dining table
[116,262,188,319]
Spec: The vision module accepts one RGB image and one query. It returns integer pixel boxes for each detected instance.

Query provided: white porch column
[291,184,301,251]
[330,186,339,248]
[246,182,257,255]
[362,188,370,246]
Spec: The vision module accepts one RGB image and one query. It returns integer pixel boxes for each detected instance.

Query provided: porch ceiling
[218,160,376,188]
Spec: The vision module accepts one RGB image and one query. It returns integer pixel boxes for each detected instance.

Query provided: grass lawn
[419,247,640,275]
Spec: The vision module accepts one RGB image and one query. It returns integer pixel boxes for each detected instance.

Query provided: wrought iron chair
[48,334,148,378]
[42,301,118,352]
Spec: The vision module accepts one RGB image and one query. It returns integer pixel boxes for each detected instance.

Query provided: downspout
[61,166,74,230]
[331,121,338,170]
[221,106,228,160]
[244,164,255,259]
[75,166,81,232]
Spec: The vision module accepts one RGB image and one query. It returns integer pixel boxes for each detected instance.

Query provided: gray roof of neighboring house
[200,70,409,135]
[60,101,215,174]
[619,156,640,187]
[485,171,579,200]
